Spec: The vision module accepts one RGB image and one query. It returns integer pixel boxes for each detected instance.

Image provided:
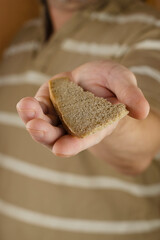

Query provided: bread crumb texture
[49,77,128,137]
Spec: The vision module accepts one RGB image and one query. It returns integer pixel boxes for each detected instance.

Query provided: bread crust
[49,78,79,137]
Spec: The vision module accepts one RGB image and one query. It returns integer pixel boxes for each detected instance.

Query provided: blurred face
[47,0,99,10]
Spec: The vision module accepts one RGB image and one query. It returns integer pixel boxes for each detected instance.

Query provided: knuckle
[108,63,120,78]
[108,63,137,85]
[119,85,131,100]
[136,158,152,173]
[127,158,152,175]
[126,71,137,84]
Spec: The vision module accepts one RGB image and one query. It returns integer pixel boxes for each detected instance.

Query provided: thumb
[117,85,150,119]
[106,64,150,119]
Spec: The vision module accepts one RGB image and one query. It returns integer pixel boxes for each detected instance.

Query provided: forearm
[89,110,160,175]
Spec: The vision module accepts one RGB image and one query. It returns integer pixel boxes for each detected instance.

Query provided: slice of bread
[49,77,129,138]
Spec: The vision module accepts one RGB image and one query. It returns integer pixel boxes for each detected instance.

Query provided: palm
[17,61,149,157]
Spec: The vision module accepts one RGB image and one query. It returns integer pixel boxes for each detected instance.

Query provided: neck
[48,4,75,32]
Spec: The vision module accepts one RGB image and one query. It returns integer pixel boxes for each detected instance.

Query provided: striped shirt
[0,0,160,239]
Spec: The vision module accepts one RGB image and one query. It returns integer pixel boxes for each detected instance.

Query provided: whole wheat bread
[49,77,128,137]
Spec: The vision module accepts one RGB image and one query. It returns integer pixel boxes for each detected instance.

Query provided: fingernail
[52,151,72,158]
[27,128,44,138]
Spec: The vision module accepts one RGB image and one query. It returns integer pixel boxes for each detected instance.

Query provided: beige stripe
[0,199,160,234]
[0,71,50,86]
[1,111,159,163]
[90,12,160,27]
[0,153,160,197]
[4,41,41,57]
[130,66,160,83]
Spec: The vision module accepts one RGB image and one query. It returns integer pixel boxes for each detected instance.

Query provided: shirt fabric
[0,0,160,239]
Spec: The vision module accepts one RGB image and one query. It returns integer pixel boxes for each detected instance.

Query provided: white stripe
[62,39,160,57]
[0,153,160,197]
[24,19,41,28]
[90,12,160,27]
[4,41,41,57]
[0,111,24,128]
[3,38,159,62]
[130,66,160,83]
[0,71,50,86]
[0,199,160,234]
[61,39,128,57]
[135,40,160,51]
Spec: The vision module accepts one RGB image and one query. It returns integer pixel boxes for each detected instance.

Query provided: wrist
[89,116,154,175]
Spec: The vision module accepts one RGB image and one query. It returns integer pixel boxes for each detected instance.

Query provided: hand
[16,61,149,158]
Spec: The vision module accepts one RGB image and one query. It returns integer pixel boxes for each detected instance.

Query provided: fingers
[52,122,118,157]
[35,81,59,117]
[119,85,149,119]
[16,97,59,125]
[26,118,65,147]
[17,96,65,148]
[106,64,150,119]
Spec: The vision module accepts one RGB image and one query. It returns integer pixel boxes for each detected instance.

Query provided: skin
[17,1,160,175]
[47,0,98,31]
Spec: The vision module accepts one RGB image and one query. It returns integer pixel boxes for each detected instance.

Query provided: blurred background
[0,0,40,58]
[0,0,159,58]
